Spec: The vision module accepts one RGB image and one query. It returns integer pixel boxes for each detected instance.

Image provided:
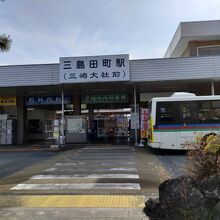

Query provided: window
[196,101,220,123]
[179,102,198,124]
[156,102,178,125]
[180,104,191,119]
[212,101,220,122]
[197,46,220,56]
[197,101,212,123]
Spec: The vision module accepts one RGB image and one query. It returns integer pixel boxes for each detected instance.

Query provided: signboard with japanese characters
[0,97,16,106]
[25,96,71,106]
[59,54,130,83]
[81,94,129,104]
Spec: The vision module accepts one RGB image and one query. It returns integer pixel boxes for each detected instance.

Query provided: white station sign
[59,54,130,83]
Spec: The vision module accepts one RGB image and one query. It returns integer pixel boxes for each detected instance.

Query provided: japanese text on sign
[25,96,72,106]
[59,54,130,83]
[0,97,16,106]
[81,94,129,104]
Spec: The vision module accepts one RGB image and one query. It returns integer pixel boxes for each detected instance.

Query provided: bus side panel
[148,131,160,148]
[178,129,220,149]
[159,131,178,149]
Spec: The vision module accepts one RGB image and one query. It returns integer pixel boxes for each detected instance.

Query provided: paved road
[0,152,58,178]
[11,145,142,195]
[150,148,187,177]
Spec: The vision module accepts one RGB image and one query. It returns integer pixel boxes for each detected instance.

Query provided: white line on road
[31,174,139,179]
[44,167,137,172]
[55,162,136,166]
[11,183,140,190]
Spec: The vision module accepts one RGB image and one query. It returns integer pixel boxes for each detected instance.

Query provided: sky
[0,0,220,65]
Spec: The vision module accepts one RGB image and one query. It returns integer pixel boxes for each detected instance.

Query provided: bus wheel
[201,132,216,147]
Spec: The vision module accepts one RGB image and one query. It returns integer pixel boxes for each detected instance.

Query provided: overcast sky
[0,0,220,65]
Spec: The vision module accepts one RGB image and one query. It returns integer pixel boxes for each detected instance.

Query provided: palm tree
[0,34,12,52]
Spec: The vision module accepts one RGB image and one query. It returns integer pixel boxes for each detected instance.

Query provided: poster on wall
[140,108,149,138]
[67,118,86,133]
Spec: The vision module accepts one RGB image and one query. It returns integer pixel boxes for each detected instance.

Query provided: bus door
[178,102,195,146]
[157,102,178,149]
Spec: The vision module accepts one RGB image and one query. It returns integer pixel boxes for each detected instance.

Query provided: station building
[1,20,220,145]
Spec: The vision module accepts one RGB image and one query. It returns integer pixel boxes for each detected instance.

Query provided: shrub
[186,134,220,180]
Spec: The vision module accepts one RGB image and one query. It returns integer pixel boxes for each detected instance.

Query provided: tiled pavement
[0,207,148,220]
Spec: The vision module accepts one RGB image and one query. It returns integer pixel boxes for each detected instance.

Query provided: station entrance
[24,93,132,145]
[85,108,130,144]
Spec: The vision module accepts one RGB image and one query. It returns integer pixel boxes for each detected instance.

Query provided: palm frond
[0,34,12,52]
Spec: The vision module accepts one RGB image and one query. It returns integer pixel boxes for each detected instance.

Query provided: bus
[147,92,220,150]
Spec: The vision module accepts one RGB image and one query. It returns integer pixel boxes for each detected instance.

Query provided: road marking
[64,157,136,160]
[0,195,145,208]
[44,167,137,172]
[82,147,134,150]
[11,183,141,190]
[30,174,139,179]
[55,161,136,166]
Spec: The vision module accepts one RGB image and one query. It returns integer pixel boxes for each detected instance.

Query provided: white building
[0,20,220,145]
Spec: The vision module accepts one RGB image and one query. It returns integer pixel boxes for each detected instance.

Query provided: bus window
[198,101,212,123]
[179,103,191,119]
[212,109,220,121]
[157,102,178,125]
[179,102,199,124]
[212,101,220,122]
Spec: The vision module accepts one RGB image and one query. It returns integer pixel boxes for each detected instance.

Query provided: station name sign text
[59,54,130,83]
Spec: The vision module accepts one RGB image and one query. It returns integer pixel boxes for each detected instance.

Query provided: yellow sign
[0,97,16,106]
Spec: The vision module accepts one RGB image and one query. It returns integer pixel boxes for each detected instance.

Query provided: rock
[144,176,213,219]
[159,176,205,212]
[199,176,220,200]
[212,201,220,220]
[143,198,160,219]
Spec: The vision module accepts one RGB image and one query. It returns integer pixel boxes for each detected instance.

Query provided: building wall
[0,64,59,87]
[180,40,220,57]
[130,56,220,82]
[180,47,190,57]
[187,40,220,56]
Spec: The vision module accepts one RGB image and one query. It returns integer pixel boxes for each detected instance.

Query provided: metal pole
[211,81,215,96]
[61,87,65,145]
[133,84,138,146]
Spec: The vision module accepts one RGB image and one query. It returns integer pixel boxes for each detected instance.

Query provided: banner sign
[0,97,16,106]
[140,108,149,138]
[81,94,129,104]
[59,54,130,83]
[25,96,72,106]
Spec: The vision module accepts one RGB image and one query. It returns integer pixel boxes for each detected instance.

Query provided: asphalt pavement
[0,152,58,178]
[151,148,187,177]
[0,145,170,220]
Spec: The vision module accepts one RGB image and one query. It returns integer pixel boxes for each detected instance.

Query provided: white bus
[147,92,220,150]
